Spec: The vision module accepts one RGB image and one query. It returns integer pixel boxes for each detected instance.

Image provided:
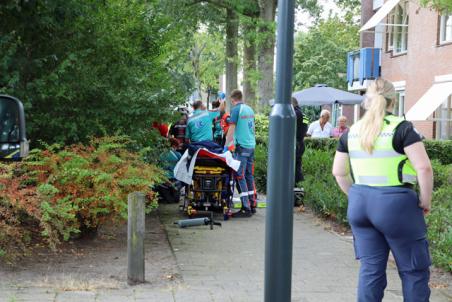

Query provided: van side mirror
[0,95,29,160]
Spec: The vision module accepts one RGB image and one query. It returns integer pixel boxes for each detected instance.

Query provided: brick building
[347,0,452,139]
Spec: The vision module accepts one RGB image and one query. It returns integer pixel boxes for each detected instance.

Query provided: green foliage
[303,138,452,165]
[254,144,268,193]
[293,16,359,91]
[0,136,163,261]
[0,0,193,146]
[426,161,452,271]
[188,31,225,93]
[424,140,452,165]
[255,114,270,145]
[420,0,452,12]
[254,138,452,271]
[302,148,348,223]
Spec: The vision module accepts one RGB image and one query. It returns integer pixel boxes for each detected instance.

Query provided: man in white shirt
[306,109,333,138]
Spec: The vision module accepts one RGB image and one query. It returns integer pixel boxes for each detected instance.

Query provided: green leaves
[293,17,359,91]
[0,136,164,260]
[0,0,192,146]
[420,0,452,12]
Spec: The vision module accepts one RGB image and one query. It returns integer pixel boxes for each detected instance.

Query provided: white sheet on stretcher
[173,149,241,185]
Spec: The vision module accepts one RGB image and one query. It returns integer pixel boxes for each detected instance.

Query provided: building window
[439,14,452,44]
[435,96,452,140]
[393,90,405,117]
[374,24,384,49]
[387,1,409,54]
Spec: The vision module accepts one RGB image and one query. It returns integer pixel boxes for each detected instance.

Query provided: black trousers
[295,140,305,184]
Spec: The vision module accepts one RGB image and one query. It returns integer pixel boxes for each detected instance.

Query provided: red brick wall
[381,5,452,138]
[361,0,376,48]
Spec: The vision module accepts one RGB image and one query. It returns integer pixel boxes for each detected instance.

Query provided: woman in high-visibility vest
[332,78,433,302]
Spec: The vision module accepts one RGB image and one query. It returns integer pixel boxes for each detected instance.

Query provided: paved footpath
[159,205,451,302]
[1,205,450,302]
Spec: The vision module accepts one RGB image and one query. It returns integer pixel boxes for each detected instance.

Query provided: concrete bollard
[127,192,145,285]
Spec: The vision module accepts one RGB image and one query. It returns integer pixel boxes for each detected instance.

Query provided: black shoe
[232,209,252,218]
[251,207,257,214]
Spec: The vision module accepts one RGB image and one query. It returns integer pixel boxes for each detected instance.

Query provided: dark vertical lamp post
[264,0,296,302]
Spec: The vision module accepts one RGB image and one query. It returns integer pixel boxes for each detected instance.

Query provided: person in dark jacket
[292,97,308,186]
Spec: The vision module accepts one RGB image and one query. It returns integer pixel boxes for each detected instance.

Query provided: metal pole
[264,0,295,301]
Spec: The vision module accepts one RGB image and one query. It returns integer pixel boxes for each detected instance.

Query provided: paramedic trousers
[347,185,431,302]
[233,146,256,210]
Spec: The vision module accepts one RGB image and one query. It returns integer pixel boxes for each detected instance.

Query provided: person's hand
[419,196,431,215]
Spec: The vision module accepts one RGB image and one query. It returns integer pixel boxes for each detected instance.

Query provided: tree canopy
[0,0,193,146]
[293,16,359,91]
[0,0,362,145]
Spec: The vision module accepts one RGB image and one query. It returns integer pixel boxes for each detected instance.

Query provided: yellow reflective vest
[348,115,417,186]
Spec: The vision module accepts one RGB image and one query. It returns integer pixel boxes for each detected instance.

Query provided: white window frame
[392,81,406,117]
[435,95,452,140]
[439,14,452,44]
[387,1,409,54]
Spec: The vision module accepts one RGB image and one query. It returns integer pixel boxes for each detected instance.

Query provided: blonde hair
[359,78,396,153]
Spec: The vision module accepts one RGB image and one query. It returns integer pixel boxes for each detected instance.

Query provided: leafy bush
[304,138,452,165]
[302,148,348,223]
[426,161,452,271]
[0,0,193,147]
[254,144,268,193]
[255,114,270,146]
[424,140,452,165]
[0,136,164,261]
[254,138,452,271]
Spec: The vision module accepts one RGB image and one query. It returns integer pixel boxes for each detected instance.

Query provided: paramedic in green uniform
[185,100,213,143]
[224,89,256,218]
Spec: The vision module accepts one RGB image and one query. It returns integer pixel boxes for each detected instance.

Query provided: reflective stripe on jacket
[348,115,417,186]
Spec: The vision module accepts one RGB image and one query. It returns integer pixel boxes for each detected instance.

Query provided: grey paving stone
[55,291,96,302]
[134,288,174,302]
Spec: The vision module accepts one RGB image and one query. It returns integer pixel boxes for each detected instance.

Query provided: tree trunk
[257,0,276,110]
[242,19,257,109]
[225,8,239,110]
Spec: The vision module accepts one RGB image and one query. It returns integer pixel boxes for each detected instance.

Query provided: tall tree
[256,0,277,109]
[293,17,359,91]
[241,19,257,108]
[225,8,239,102]
[188,32,225,97]
[0,0,193,145]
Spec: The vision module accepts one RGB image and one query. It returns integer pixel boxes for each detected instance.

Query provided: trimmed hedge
[254,138,452,271]
[304,138,452,165]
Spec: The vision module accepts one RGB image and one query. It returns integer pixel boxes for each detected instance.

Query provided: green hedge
[254,140,452,271]
[304,138,452,165]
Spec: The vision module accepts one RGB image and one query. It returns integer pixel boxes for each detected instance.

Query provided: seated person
[185,100,213,143]
[307,109,333,138]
